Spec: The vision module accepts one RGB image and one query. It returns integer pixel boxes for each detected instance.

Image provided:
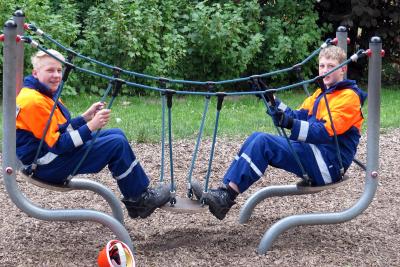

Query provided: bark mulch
[1,129,399,266]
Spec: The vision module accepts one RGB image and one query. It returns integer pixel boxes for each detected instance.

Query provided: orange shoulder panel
[299,89,322,112]
[316,89,363,136]
[16,88,67,147]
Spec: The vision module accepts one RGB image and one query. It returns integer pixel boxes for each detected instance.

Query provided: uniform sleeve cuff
[71,116,87,129]
[78,124,93,142]
[290,119,309,142]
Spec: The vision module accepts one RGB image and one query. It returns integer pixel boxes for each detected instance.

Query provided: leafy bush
[75,0,264,93]
[316,0,400,86]
[382,60,400,86]
[76,0,189,94]
[177,1,263,83]
[1,0,333,95]
[249,0,329,85]
[0,0,80,94]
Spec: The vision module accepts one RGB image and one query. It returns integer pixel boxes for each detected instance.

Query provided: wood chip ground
[1,129,399,266]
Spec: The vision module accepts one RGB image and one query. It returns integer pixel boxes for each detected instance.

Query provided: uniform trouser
[222,132,342,193]
[35,128,149,199]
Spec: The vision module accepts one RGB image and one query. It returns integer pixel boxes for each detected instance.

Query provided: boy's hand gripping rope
[254,78,311,184]
[69,77,125,180]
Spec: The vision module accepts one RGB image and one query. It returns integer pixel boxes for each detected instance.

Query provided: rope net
[15,22,371,204]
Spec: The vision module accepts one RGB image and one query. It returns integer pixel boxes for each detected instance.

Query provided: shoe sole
[127,211,139,218]
[137,207,157,218]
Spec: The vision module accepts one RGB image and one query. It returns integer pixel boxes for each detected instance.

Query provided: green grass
[62,90,306,143]
[3,87,400,144]
[377,87,400,132]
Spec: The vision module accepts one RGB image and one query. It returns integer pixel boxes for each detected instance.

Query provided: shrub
[248,0,329,86]
[0,0,80,94]
[177,1,263,83]
[76,0,189,95]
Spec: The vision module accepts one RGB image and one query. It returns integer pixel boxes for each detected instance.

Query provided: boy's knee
[253,132,271,143]
[250,132,263,138]
[247,132,264,143]
[108,134,130,151]
[109,128,127,138]
[114,128,126,136]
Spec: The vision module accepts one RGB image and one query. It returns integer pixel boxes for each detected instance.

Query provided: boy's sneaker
[205,187,236,220]
[122,184,170,219]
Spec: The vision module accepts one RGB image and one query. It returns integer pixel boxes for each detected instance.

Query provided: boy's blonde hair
[319,46,347,64]
[31,49,65,70]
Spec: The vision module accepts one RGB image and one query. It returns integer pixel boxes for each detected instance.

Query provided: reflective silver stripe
[37,152,58,165]
[278,102,287,111]
[241,153,263,177]
[66,124,74,132]
[115,159,139,180]
[234,155,239,161]
[69,130,83,147]
[309,144,332,184]
[298,121,309,142]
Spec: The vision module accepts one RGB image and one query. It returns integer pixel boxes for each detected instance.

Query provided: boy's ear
[32,69,38,78]
[341,65,348,74]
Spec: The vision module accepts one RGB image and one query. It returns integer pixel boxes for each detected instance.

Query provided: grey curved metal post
[2,20,133,251]
[240,37,382,254]
[336,26,348,79]
[239,185,327,224]
[13,9,24,95]
[68,179,124,223]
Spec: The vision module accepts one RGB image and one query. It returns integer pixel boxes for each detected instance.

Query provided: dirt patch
[1,129,399,266]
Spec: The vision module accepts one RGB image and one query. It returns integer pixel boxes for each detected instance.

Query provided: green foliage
[0,0,80,93]
[178,0,263,81]
[76,0,189,94]
[316,0,400,85]
[249,0,329,83]
[7,0,392,96]
[76,0,263,93]
[382,60,400,86]
[0,1,80,63]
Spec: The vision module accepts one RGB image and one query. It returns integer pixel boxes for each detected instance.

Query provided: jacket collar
[23,75,54,99]
[325,79,367,106]
[326,80,356,92]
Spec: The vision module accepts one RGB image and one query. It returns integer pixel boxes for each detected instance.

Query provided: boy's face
[32,57,63,93]
[318,56,347,88]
